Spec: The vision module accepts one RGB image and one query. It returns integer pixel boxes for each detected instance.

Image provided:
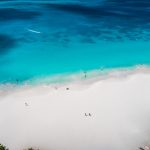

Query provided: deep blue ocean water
[0,0,150,84]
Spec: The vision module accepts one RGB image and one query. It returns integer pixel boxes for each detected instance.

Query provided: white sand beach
[1,67,150,150]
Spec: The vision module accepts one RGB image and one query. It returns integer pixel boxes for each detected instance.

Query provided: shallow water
[0,0,150,83]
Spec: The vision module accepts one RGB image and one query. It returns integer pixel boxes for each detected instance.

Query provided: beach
[0,0,150,149]
[0,67,150,150]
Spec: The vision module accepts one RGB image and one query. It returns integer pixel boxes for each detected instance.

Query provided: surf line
[27,28,42,34]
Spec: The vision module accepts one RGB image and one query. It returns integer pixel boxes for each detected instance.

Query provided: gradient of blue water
[0,0,150,83]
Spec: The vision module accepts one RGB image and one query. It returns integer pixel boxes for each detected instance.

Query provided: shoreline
[1,64,150,90]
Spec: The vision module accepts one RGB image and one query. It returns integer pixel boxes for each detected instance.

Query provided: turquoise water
[0,0,150,83]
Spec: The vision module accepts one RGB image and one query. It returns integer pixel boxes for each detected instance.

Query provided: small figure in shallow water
[84,71,87,79]
[16,79,19,84]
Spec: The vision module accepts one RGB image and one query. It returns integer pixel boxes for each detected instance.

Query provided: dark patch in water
[104,0,150,22]
[45,0,150,26]
[103,0,150,8]
[45,3,133,19]
[41,0,150,43]
[0,34,17,55]
[0,8,41,21]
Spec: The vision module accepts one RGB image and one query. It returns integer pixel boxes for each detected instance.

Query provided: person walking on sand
[139,145,150,150]
[85,113,88,116]
[25,102,29,106]
[85,113,92,117]
[89,113,92,116]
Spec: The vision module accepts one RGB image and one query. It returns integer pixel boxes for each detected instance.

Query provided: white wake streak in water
[27,28,42,34]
